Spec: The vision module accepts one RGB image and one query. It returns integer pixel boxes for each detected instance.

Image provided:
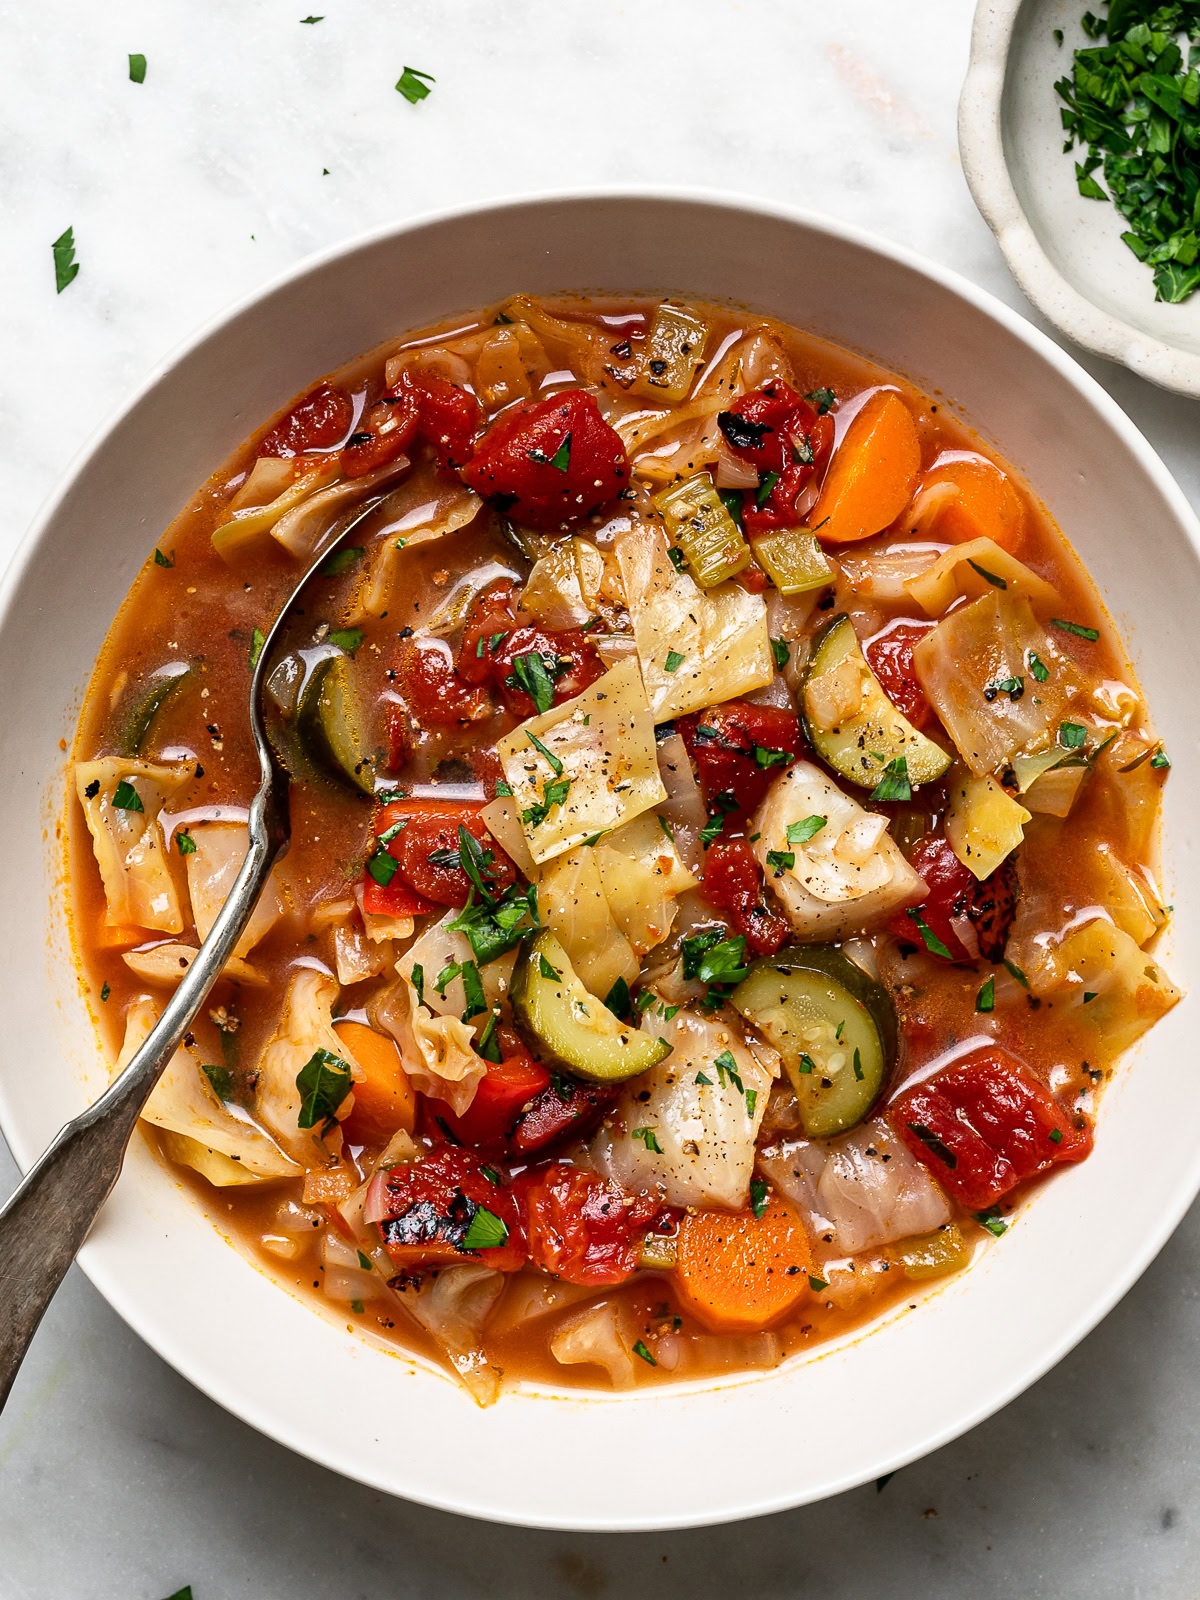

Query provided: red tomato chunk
[459,390,629,528]
[890,1047,1092,1210]
[375,1146,526,1273]
[398,638,492,728]
[364,799,515,914]
[703,839,790,958]
[677,700,805,820]
[716,381,835,534]
[864,619,937,731]
[458,577,603,717]
[258,382,352,457]
[517,1166,668,1286]
[510,1077,621,1156]
[889,835,1017,964]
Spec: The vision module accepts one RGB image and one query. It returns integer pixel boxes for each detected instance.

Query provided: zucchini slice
[296,655,376,796]
[117,663,192,757]
[801,613,949,789]
[730,944,896,1138]
[510,929,672,1084]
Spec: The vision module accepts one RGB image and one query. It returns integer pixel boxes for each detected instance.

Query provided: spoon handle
[0,785,286,1412]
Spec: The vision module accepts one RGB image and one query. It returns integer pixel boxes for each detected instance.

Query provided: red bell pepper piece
[459,390,629,528]
[375,1146,525,1273]
[889,1047,1092,1210]
[430,1051,552,1147]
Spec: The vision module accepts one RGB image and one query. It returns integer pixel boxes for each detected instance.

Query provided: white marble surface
[2,0,1199,1594]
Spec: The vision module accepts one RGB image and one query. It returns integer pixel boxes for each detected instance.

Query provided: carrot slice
[675,1193,814,1333]
[333,1019,416,1146]
[912,452,1026,553]
[809,390,921,544]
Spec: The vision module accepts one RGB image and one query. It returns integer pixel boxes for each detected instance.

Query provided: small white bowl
[2,192,1198,1529]
[961,0,1200,396]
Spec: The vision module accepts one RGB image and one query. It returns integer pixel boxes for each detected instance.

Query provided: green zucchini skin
[117,664,192,757]
[801,613,950,789]
[731,944,897,1138]
[510,929,672,1084]
[296,655,377,796]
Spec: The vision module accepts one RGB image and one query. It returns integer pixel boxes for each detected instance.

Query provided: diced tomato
[459,390,629,528]
[889,1047,1092,1209]
[511,1076,620,1156]
[702,839,790,957]
[515,1166,666,1286]
[383,701,414,774]
[430,1049,552,1147]
[397,638,492,728]
[259,382,352,457]
[375,1146,526,1273]
[458,580,604,716]
[342,385,420,478]
[405,370,481,469]
[864,619,937,730]
[362,872,437,919]
[367,798,516,911]
[677,700,805,820]
[717,382,835,536]
[888,835,1017,964]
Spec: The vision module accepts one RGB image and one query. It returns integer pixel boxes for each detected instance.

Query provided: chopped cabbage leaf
[403,1263,505,1407]
[122,940,266,988]
[538,844,638,998]
[753,761,925,939]
[904,536,1058,616]
[1029,919,1179,1055]
[944,768,1031,880]
[591,1006,773,1209]
[760,1118,950,1254]
[496,656,666,866]
[368,974,485,1116]
[76,756,195,933]
[517,543,592,630]
[549,1301,637,1388]
[913,592,1079,777]
[211,461,340,563]
[118,996,298,1182]
[594,811,697,954]
[184,821,285,958]
[270,456,411,561]
[395,912,516,1020]
[615,521,772,720]
[254,968,358,1167]
[348,465,481,621]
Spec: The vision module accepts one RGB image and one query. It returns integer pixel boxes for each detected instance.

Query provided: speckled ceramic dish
[961,0,1200,396]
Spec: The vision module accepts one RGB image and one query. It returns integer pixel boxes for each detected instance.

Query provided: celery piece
[753,527,834,594]
[653,471,750,588]
[884,1224,968,1281]
[630,303,709,402]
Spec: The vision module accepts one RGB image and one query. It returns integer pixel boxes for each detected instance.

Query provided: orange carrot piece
[912,452,1026,553]
[809,390,921,544]
[675,1193,814,1333]
[333,1019,416,1146]
[94,918,149,950]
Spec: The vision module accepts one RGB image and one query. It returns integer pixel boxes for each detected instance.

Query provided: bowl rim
[6,185,1200,1529]
[959,0,1200,398]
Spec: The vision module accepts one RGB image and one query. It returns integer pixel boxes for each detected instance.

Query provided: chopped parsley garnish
[770,636,791,671]
[632,1126,663,1153]
[967,558,1006,589]
[549,432,572,471]
[175,829,196,856]
[750,1178,769,1219]
[718,488,745,529]
[111,780,143,813]
[411,963,424,1005]
[201,1063,234,1101]
[1027,651,1050,683]
[797,1052,816,1075]
[632,1339,658,1366]
[1151,746,1171,769]
[699,813,727,847]
[906,1121,957,1169]
[328,627,363,656]
[455,825,500,903]
[52,226,79,294]
[448,880,538,965]
[976,976,996,1013]
[366,847,398,886]
[756,470,781,506]
[713,1049,744,1093]
[479,1165,501,1186]
[754,744,792,769]
[664,649,686,674]
[658,814,675,841]
[128,52,147,82]
[300,13,324,20]
[975,1208,1009,1237]
[249,627,266,669]
[153,547,174,568]
[494,778,513,797]
[100,981,110,1002]
[907,907,953,960]
[1003,957,1030,989]
[1083,990,1098,1004]
[681,929,748,987]
[695,1070,713,1086]
[350,1299,364,1315]
[852,1048,864,1082]
[766,849,795,874]
[295,1048,353,1133]
[461,1205,509,1251]
[526,729,564,776]
[459,961,487,1022]
[521,775,571,828]
[1055,6,1200,302]
[985,675,1024,702]
[538,953,562,980]
[870,756,912,803]
[509,650,558,714]
[476,1009,503,1063]
[1059,721,1088,748]
[357,1250,373,1270]
[806,387,836,415]
[1049,1128,1064,1145]
[808,1274,829,1293]
[319,545,364,576]
[604,976,633,1020]
[787,814,827,844]
[1051,617,1099,642]
[395,66,436,104]
[667,545,686,571]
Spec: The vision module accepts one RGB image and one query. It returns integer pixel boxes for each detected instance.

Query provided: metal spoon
[0,496,384,1412]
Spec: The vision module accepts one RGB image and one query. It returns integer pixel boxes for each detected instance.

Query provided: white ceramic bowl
[961,0,1200,396]
[2,192,1198,1530]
